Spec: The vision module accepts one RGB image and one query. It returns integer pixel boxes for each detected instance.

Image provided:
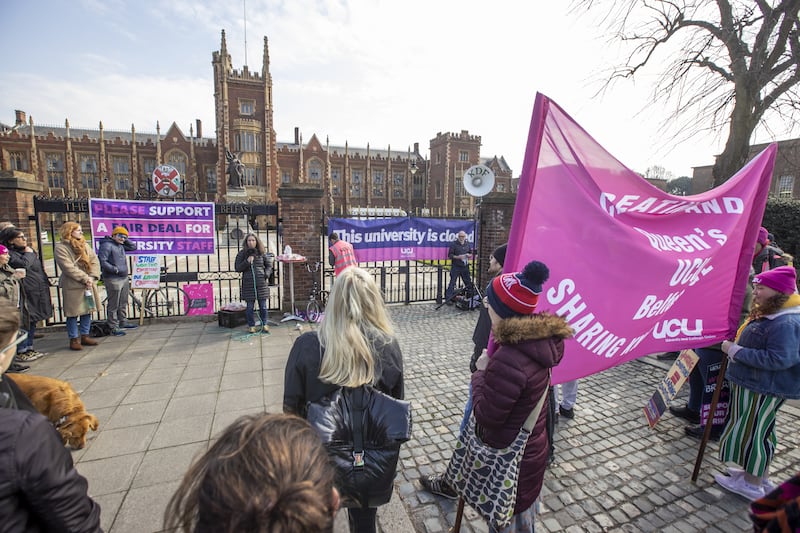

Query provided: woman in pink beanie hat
[715,265,800,501]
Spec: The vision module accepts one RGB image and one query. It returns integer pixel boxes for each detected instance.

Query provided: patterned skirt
[718,383,785,477]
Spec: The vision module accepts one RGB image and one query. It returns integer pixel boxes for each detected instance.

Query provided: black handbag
[306,385,412,508]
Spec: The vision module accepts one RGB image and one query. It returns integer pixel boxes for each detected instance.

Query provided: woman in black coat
[0,302,102,532]
[0,227,53,360]
[234,233,273,333]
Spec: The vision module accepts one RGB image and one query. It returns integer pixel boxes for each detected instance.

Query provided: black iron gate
[33,196,280,325]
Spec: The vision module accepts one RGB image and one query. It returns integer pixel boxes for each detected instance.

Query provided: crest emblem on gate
[152,165,181,197]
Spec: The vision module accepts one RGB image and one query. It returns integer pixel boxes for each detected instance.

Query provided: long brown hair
[749,292,791,319]
[58,222,91,271]
[164,413,336,533]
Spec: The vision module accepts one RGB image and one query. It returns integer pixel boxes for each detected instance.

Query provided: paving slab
[23,307,800,532]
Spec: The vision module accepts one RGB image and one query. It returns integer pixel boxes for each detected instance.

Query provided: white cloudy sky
[1,0,791,178]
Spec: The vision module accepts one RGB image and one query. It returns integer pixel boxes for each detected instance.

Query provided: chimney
[195,119,202,138]
[294,127,300,145]
[414,142,419,154]
[14,110,26,126]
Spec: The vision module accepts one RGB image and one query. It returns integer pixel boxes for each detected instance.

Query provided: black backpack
[90,321,113,337]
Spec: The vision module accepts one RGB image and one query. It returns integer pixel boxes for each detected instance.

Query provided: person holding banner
[445,231,474,304]
[54,222,101,351]
[470,260,572,530]
[98,226,137,336]
[235,234,274,334]
[715,266,800,501]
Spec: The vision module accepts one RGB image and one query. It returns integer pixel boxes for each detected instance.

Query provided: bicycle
[101,267,193,318]
[305,262,329,323]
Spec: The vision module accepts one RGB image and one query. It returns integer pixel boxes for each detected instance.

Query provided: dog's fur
[6,373,99,449]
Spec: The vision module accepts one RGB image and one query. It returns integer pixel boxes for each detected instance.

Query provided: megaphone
[463,164,495,197]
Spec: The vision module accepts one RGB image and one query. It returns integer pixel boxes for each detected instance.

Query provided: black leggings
[347,507,378,533]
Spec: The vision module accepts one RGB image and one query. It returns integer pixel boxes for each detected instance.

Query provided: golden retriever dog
[6,373,99,449]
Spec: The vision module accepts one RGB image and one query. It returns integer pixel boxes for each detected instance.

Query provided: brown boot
[80,335,98,346]
[70,337,83,351]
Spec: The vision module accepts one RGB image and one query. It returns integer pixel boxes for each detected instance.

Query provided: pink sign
[182,283,215,316]
[506,93,776,385]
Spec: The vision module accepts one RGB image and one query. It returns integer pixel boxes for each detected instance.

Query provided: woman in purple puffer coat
[472,260,572,532]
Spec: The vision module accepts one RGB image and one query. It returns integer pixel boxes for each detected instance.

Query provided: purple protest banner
[89,199,216,255]
[328,217,474,262]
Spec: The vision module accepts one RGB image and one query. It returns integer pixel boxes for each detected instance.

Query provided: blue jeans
[18,320,35,353]
[66,314,92,339]
[446,265,474,300]
[245,299,267,327]
[460,383,473,433]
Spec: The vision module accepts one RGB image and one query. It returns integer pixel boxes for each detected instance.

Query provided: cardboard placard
[643,350,700,428]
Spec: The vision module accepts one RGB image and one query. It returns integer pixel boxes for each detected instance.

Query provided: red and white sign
[152,165,181,197]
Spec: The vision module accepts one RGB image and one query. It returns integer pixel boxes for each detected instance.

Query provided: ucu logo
[652,318,703,339]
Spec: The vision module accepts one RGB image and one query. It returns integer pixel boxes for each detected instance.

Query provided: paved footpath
[24,304,800,532]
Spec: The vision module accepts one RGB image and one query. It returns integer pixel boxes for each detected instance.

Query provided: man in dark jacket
[0,303,102,532]
[98,226,137,336]
[445,231,474,303]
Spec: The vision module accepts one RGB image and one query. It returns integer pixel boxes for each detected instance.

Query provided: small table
[277,256,307,322]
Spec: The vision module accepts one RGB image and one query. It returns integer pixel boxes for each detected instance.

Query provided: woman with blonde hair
[54,222,101,351]
[284,266,403,532]
[164,412,339,533]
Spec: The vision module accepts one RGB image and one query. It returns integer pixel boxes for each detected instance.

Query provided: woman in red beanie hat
[715,266,800,501]
[470,260,572,531]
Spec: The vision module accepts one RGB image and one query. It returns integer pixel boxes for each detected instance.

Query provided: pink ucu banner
[505,93,776,384]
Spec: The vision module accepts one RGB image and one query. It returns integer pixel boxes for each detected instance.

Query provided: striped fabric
[719,383,785,477]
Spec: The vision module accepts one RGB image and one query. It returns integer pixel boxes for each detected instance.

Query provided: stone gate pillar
[277,185,324,312]
[477,192,516,290]
[0,171,43,241]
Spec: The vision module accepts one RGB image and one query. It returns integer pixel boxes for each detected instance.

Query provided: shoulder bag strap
[521,371,551,432]
[351,386,366,467]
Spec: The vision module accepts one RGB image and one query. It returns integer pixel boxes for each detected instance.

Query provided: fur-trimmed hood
[492,312,573,346]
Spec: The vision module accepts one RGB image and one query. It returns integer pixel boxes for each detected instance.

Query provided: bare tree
[645,165,675,181]
[587,0,800,186]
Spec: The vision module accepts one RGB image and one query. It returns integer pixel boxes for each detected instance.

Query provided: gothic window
[393,173,404,198]
[166,151,187,176]
[282,170,292,184]
[142,157,156,181]
[436,152,441,164]
[111,155,130,190]
[435,181,442,199]
[352,169,363,197]
[455,177,467,197]
[413,174,424,199]
[206,167,217,192]
[778,175,795,198]
[372,170,384,197]
[243,167,260,186]
[459,151,469,162]
[308,160,323,182]
[498,182,506,192]
[234,131,259,152]
[331,167,341,196]
[79,154,98,189]
[9,151,28,171]
[46,153,65,188]
[239,99,255,116]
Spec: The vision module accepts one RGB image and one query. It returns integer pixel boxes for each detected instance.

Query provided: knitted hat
[753,266,797,295]
[486,260,549,318]
[757,227,769,246]
[0,244,7,255]
[112,226,128,236]
[491,244,508,267]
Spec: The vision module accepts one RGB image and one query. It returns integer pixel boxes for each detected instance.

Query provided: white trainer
[714,473,766,500]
